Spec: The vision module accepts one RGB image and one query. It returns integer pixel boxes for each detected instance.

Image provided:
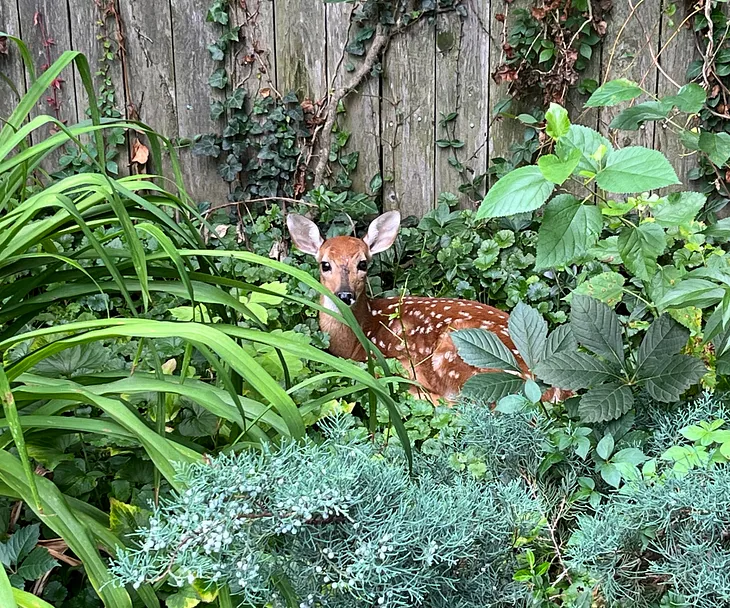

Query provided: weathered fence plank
[232,0,276,99]
[274,0,326,101]
[599,0,659,149]
[171,0,230,206]
[17,0,77,165]
[382,19,436,218]
[435,5,490,208]
[656,4,700,191]
[117,0,177,178]
[487,0,528,176]
[0,2,26,124]
[326,2,381,195]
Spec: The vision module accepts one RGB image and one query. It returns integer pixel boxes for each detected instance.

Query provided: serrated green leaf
[537,150,581,184]
[545,103,570,139]
[507,302,547,368]
[664,83,706,113]
[570,295,625,367]
[617,222,666,281]
[536,195,602,270]
[0,525,40,567]
[609,100,672,130]
[17,547,58,581]
[578,383,634,423]
[639,354,706,402]
[652,191,706,227]
[585,78,643,107]
[461,372,525,403]
[596,434,614,460]
[477,166,554,219]
[699,131,730,166]
[636,314,689,370]
[556,125,613,175]
[573,272,625,306]
[451,329,521,372]
[544,324,577,358]
[534,351,619,390]
[596,147,680,193]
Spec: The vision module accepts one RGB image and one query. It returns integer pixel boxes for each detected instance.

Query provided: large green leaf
[544,324,577,358]
[545,103,570,139]
[537,150,581,185]
[535,194,602,269]
[17,547,58,581]
[636,315,689,370]
[608,101,672,130]
[664,83,706,113]
[570,295,625,367]
[507,302,547,368]
[652,191,706,227]
[451,329,521,372]
[534,351,619,390]
[572,272,625,307]
[596,147,680,193]
[585,78,643,107]
[460,372,525,403]
[639,355,706,402]
[556,125,613,175]
[477,166,554,219]
[657,278,725,310]
[698,131,730,166]
[578,383,634,423]
[617,223,666,281]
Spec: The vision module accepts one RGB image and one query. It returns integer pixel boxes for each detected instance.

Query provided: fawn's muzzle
[336,291,356,306]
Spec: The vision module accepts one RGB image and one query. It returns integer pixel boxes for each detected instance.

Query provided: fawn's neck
[319,294,370,361]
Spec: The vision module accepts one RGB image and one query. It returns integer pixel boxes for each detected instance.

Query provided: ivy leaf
[535,194,602,269]
[192,134,221,158]
[652,191,706,227]
[17,546,58,581]
[477,166,554,219]
[507,302,548,368]
[636,315,689,370]
[451,329,521,372]
[570,295,625,367]
[545,103,570,139]
[664,83,706,113]
[608,100,672,130]
[534,351,618,390]
[639,355,706,402]
[461,372,525,403]
[698,131,730,166]
[210,101,225,121]
[226,87,246,110]
[573,272,625,307]
[617,222,666,281]
[544,324,577,358]
[208,68,229,89]
[537,149,581,184]
[556,125,613,175]
[596,147,680,193]
[585,78,643,107]
[218,154,243,182]
[206,42,224,61]
[578,383,634,423]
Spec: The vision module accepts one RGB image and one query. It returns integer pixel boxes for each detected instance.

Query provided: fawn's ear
[287,214,324,257]
[363,211,400,255]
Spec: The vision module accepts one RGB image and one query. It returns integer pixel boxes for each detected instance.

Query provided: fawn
[287,211,533,403]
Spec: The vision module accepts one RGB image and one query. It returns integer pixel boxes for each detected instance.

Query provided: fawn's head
[287,211,401,307]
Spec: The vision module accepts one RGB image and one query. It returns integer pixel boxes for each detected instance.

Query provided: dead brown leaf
[131,138,149,165]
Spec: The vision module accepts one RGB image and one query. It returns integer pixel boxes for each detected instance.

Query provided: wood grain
[435,3,490,209]
[0,2,27,125]
[171,0,230,206]
[326,2,381,194]
[381,18,436,218]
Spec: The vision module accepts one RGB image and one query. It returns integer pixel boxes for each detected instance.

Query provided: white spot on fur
[435,314,443,319]
[459,311,471,318]
[443,306,451,311]
[435,322,443,329]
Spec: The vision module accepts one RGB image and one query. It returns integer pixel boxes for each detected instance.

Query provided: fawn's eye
[321,261,331,272]
[357,260,368,272]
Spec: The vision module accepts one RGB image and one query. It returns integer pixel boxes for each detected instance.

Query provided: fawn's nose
[336,291,356,306]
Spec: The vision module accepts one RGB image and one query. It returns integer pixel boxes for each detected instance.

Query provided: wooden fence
[0,0,699,218]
